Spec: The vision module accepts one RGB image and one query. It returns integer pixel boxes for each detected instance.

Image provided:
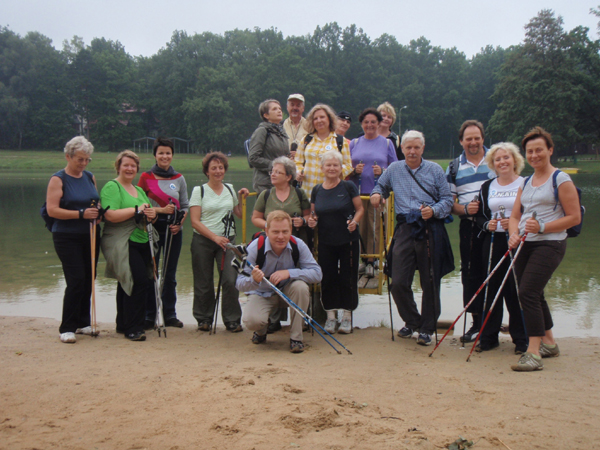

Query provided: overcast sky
[2,0,599,58]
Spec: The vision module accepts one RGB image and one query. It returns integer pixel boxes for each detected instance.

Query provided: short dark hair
[202,151,229,176]
[521,126,554,150]
[458,120,485,141]
[153,136,174,156]
[358,108,382,124]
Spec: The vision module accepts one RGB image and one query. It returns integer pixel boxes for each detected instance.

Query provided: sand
[1,315,599,450]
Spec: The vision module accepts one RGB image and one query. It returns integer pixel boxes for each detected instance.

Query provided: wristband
[538,221,545,235]
[79,209,84,219]
[464,204,469,216]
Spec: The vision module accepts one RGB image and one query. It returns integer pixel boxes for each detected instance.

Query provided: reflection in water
[0,171,598,338]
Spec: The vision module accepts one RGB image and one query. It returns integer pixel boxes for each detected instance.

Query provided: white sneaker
[76,326,93,335]
[324,319,337,334]
[338,318,352,334]
[60,332,76,343]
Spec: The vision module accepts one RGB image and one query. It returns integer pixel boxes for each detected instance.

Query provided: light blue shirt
[372,159,453,219]
[235,236,322,298]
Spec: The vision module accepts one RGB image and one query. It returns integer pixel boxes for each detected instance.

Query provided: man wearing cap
[283,94,308,159]
[335,111,352,141]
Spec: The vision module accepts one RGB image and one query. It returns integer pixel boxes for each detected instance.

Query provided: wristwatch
[79,209,85,219]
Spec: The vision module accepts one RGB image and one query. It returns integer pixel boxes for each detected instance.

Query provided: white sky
[2,0,598,58]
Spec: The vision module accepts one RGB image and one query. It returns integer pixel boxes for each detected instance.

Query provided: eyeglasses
[73,157,92,163]
[269,170,287,176]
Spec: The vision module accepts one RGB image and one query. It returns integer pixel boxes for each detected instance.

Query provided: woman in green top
[100,150,157,342]
[251,156,311,332]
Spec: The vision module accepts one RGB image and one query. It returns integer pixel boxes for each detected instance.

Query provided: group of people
[47,93,580,371]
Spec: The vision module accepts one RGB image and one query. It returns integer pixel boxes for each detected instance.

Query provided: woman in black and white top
[508,127,580,372]
[475,142,527,355]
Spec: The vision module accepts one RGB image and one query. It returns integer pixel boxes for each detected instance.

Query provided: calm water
[0,168,598,338]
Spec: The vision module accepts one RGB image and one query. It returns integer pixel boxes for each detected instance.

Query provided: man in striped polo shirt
[446,120,493,343]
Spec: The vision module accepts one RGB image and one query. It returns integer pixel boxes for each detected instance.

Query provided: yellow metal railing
[238,191,394,295]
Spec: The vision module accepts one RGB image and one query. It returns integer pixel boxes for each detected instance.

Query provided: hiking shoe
[267,320,282,334]
[324,319,337,334]
[475,341,499,352]
[60,332,76,343]
[251,332,267,345]
[365,264,375,278]
[143,320,155,330]
[165,318,184,328]
[397,327,414,339]
[226,322,243,333]
[197,321,211,332]
[511,352,544,372]
[125,331,146,341]
[290,339,305,353]
[75,326,94,335]
[358,262,366,274]
[338,318,352,334]
[417,333,432,346]
[460,324,480,343]
[514,342,528,355]
[539,342,560,358]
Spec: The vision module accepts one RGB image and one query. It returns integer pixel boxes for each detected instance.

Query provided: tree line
[1,9,599,158]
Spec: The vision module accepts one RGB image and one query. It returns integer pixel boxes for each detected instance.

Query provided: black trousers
[459,219,486,316]
[53,230,100,334]
[479,233,527,349]
[116,241,152,334]
[318,240,359,312]
[390,223,440,335]
[514,240,566,337]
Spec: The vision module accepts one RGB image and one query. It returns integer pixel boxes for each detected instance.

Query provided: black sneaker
[290,339,305,353]
[267,320,282,334]
[197,321,211,332]
[460,325,480,343]
[125,331,146,341]
[165,318,184,328]
[417,333,432,346]
[397,327,414,339]
[226,322,243,333]
[251,332,267,345]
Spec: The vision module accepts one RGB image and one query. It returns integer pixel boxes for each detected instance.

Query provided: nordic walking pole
[227,243,352,355]
[147,217,167,337]
[428,228,532,357]
[371,161,379,277]
[466,214,536,362]
[500,207,528,340]
[462,194,479,347]
[211,210,235,335]
[421,204,439,345]
[480,213,498,330]
[381,210,394,341]
[89,200,98,337]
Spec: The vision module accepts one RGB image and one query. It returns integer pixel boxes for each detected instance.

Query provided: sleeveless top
[51,169,99,234]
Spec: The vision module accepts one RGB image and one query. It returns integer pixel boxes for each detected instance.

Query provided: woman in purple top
[348,108,398,277]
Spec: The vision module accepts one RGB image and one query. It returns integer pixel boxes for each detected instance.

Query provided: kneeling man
[235,210,322,353]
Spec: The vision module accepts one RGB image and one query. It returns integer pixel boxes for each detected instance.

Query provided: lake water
[0,168,598,338]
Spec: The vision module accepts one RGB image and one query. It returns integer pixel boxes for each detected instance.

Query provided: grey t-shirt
[519,170,571,241]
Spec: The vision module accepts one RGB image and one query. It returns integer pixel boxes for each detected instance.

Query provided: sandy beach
[1,315,599,450]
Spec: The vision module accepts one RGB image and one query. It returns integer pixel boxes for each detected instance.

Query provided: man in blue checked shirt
[371,130,454,346]
[235,210,322,354]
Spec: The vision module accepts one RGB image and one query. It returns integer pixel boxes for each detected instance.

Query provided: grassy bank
[1,150,598,175]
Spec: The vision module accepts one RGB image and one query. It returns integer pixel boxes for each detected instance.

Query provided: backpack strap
[254,232,300,270]
[448,156,460,185]
[552,170,560,211]
[264,188,271,203]
[303,134,313,147]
